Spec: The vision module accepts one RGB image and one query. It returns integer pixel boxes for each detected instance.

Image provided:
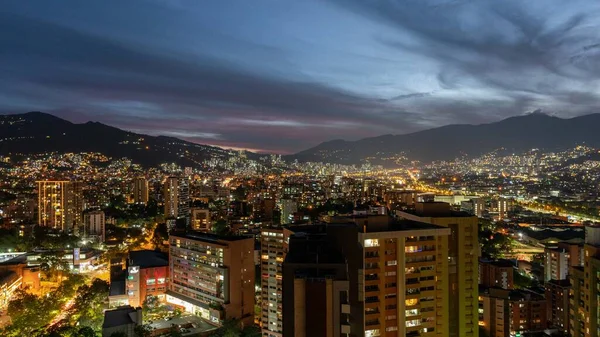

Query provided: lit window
[364,239,379,248]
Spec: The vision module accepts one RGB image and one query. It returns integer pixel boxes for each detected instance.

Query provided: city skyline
[2,0,600,153]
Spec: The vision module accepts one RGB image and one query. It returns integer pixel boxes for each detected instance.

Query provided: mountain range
[0,112,236,167]
[2,111,600,167]
[291,112,600,165]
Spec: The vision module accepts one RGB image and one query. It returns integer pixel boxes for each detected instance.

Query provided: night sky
[2,1,600,153]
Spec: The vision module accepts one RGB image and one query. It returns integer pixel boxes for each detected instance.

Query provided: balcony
[341,324,351,334]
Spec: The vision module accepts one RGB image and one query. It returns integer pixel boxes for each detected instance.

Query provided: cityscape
[2,1,600,337]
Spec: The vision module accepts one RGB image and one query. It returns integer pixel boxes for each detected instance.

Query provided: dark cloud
[1,0,600,153]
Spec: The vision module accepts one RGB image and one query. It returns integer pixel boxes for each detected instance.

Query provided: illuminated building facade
[479,288,546,337]
[84,210,106,242]
[546,279,570,335]
[164,176,190,225]
[397,202,479,337]
[167,232,255,326]
[190,208,211,232]
[37,180,84,232]
[569,225,600,337]
[133,177,149,204]
[260,227,287,337]
[327,218,451,337]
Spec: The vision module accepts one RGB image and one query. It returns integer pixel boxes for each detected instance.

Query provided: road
[519,202,599,223]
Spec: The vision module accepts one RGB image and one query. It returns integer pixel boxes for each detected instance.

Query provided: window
[405,298,418,306]
[365,329,380,337]
[365,239,379,247]
[406,309,419,316]
[146,278,156,285]
[406,319,420,327]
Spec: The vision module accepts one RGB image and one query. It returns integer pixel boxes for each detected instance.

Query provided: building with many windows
[167,232,255,326]
[164,177,190,225]
[260,225,326,337]
[37,180,84,232]
[546,279,571,335]
[569,225,600,337]
[397,202,479,337]
[479,287,546,337]
[260,227,287,337]
[479,259,514,289]
[83,210,105,242]
[326,216,451,337]
[190,208,211,232]
[282,230,350,337]
[132,177,149,204]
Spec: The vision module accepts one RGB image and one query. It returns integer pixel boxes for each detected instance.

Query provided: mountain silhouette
[291,113,600,165]
[0,112,234,167]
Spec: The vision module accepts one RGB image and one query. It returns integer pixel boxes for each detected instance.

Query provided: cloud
[1,0,600,153]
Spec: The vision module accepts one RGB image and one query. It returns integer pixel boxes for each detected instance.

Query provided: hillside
[291,113,600,165]
[0,112,234,167]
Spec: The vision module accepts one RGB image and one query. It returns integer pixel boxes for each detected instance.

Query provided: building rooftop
[109,270,126,296]
[0,270,19,285]
[171,230,252,243]
[285,233,346,265]
[480,258,515,268]
[397,201,475,218]
[102,306,141,329]
[129,250,168,269]
[328,218,447,233]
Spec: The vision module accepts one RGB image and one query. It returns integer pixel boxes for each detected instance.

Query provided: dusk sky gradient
[2,0,600,153]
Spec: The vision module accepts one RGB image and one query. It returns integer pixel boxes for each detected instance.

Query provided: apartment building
[397,202,479,337]
[167,232,255,326]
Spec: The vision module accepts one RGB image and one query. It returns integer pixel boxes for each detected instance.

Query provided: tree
[212,219,229,236]
[241,325,261,337]
[71,278,109,332]
[3,289,54,336]
[134,324,152,337]
[142,295,163,319]
[152,223,169,250]
[208,319,242,337]
[109,332,128,337]
[39,251,70,281]
[77,326,96,337]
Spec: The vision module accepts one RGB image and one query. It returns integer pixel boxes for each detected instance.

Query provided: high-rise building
[280,199,297,225]
[497,198,513,220]
[545,246,570,282]
[84,210,106,242]
[397,202,479,337]
[544,242,584,283]
[132,177,149,204]
[479,288,547,337]
[546,279,570,335]
[569,225,600,337]
[164,177,189,224]
[260,225,324,337]
[479,259,514,289]
[461,198,486,218]
[37,180,84,232]
[167,232,254,326]
[326,216,451,337]
[282,231,351,337]
[260,227,287,337]
[190,208,211,232]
